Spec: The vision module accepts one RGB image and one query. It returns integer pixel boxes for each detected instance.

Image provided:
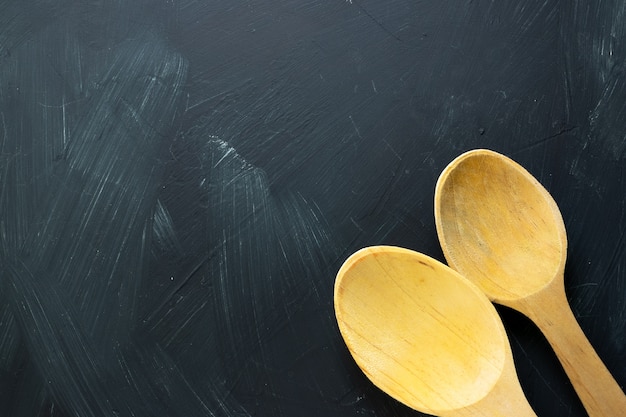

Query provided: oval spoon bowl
[434,148,566,302]
[334,246,536,417]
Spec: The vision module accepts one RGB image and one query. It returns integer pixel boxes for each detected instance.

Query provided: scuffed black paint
[0,0,624,416]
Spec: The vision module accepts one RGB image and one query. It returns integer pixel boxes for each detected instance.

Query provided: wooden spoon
[334,246,537,417]
[435,149,626,416]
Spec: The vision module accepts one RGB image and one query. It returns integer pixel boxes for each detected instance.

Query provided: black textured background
[0,1,624,416]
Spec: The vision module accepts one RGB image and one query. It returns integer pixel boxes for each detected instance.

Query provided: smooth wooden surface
[334,246,537,417]
[434,149,626,416]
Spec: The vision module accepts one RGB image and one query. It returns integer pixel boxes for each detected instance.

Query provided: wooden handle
[519,278,626,416]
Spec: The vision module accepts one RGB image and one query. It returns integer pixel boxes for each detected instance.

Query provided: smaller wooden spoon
[334,246,537,417]
[435,149,626,416]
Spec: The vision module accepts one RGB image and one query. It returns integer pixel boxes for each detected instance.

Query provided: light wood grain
[435,149,626,416]
[334,246,537,417]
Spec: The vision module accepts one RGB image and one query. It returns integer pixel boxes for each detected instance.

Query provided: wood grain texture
[335,246,537,416]
[435,149,626,416]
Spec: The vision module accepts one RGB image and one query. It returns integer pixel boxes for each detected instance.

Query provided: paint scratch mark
[352,2,403,42]
[348,115,362,139]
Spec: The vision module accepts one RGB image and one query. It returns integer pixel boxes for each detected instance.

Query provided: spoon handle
[521,279,626,416]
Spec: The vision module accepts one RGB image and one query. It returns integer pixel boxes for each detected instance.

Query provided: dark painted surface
[0,1,624,416]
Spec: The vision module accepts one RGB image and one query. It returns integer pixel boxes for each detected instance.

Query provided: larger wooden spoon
[334,246,537,417]
[435,149,626,416]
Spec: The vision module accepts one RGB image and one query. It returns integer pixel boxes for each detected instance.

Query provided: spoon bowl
[334,246,536,417]
[435,148,567,303]
[435,149,626,416]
